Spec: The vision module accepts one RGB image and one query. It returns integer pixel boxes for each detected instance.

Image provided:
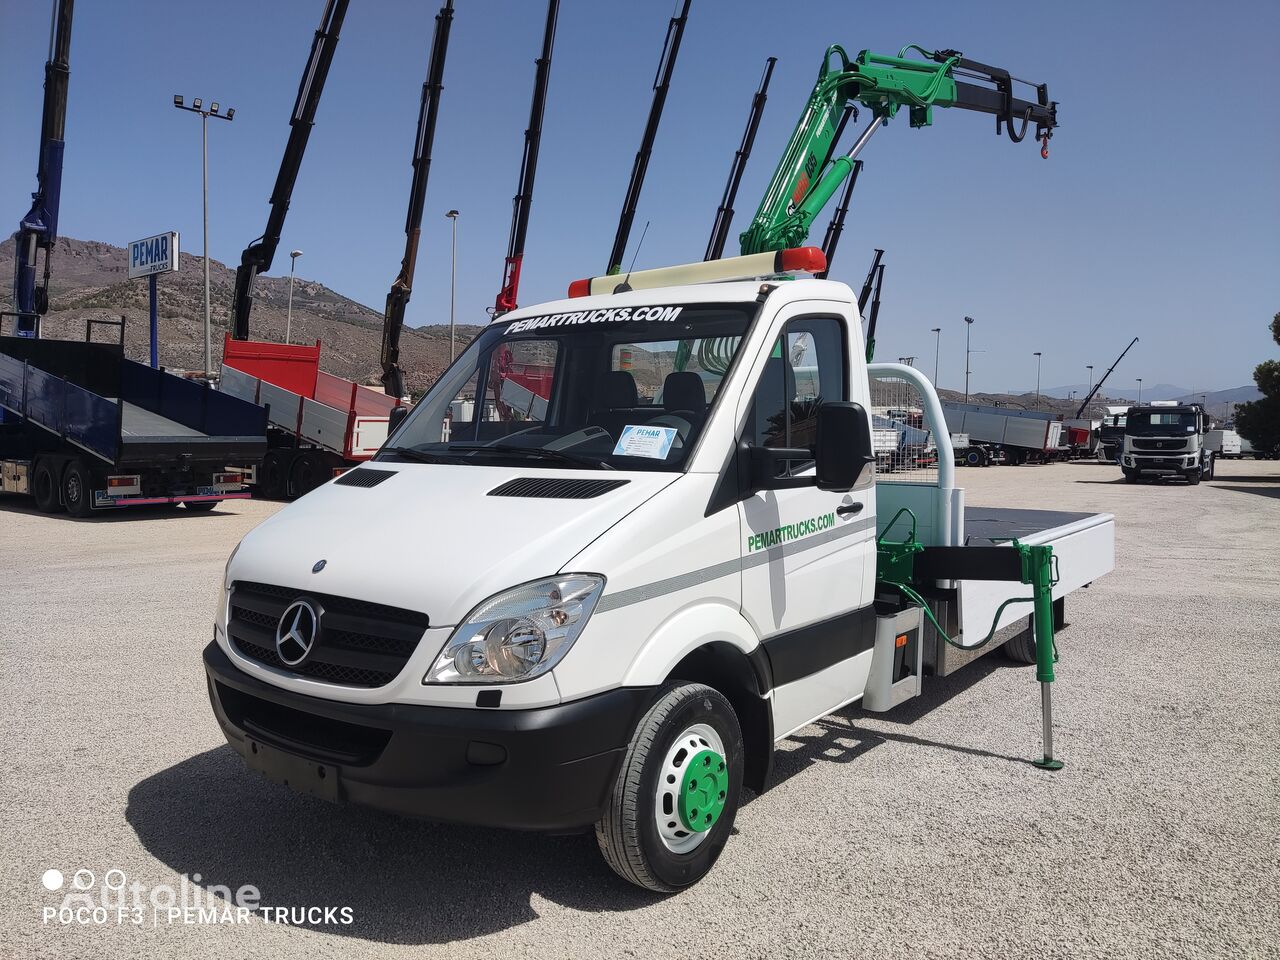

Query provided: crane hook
[1040,131,1050,159]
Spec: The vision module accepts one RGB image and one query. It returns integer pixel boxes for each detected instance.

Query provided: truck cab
[1121,402,1214,484]
[205,252,1114,892]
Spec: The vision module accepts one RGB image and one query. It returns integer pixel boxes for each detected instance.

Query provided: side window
[744,316,847,469]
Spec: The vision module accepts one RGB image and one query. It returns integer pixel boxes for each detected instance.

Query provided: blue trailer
[0,334,267,516]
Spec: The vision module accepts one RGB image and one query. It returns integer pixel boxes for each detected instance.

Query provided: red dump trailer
[218,335,404,498]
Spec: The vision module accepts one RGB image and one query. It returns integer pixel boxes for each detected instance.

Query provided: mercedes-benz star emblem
[275,599,321,667]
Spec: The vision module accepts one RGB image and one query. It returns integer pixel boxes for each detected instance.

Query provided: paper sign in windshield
[613,425,677,459]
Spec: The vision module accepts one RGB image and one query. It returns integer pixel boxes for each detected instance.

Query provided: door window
[744,316,846,472]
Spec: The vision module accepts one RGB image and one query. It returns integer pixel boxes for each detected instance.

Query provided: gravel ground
[2,459,1278,960]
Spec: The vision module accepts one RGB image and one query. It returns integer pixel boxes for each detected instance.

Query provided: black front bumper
[204,642,654,832]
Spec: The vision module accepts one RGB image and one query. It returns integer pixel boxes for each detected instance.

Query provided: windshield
[1125,410,1198,436]
[381,302,757,471]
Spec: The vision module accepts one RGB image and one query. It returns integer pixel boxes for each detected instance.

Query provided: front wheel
[1186,470,1201,486]
[595,683,744,893]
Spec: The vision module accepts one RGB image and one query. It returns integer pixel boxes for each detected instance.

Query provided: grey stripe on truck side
[594,515,875,613]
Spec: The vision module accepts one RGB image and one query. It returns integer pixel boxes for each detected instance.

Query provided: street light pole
[446,209,459,361]
[931,327,941,385]
[1034,351,1042,404]
[174,95,233,377]
[964,316,975,402]
[1086,364,1094,395]
[1136,378,1143,404]
[286,250,302,344]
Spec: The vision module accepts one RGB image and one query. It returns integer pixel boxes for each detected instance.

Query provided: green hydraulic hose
[889,580,1033,652]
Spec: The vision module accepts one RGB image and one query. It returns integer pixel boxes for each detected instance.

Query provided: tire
[1004,620,1037,663]
[62,459,94,518]
[259,451,288,499]
[32,460,61,513]
[183,501,218,512]
[1122,469,1138,484]
[1186,471,1200,486]
[595,683,744,893]
[964,450,982,467]
[289,452,324,498]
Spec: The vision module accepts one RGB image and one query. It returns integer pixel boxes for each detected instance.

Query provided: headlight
[424,575,604,684]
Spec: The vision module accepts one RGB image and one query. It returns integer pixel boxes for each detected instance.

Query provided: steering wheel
[644,413,694,448]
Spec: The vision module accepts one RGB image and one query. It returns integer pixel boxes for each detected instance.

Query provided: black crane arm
[12,0,74,337]
[492,0,560,318]
[606,0,692,275]
[379,0,454,399]
[1074,337,1139,418]
[704,56,775,262]
[230,0,349,341]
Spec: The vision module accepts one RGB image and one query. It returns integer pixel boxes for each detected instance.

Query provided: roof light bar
[567,246,827,298]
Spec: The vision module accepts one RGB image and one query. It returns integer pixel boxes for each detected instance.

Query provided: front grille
[1131,438,1189,451]
[488,476,630,499]
[228,581,429,688]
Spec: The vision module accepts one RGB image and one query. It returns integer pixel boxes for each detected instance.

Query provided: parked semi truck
[0,330,267,515]
[219,336,404,498]
[1121,402,1214,484]
[204,250,1114,891]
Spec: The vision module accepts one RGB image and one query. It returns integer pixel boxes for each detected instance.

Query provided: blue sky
[3,0,1277,394]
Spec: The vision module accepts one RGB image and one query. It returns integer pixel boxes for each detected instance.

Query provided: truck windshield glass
[1126,411,1197,435]
[381,303,756,471]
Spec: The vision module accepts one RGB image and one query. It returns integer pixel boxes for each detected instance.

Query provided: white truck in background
[1121,402,1215,484]
[942,401,1063,464]
[204,251,1114,892]
[1204,429,1242,460]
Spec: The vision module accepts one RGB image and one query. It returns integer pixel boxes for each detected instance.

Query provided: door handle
[836,501,864,517]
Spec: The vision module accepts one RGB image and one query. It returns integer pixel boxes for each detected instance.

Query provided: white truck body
[1204,429,1241,459]
[942,402,1063,455]
[204,274,1114,890]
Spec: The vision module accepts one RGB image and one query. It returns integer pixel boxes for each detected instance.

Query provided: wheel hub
[677,748,727,833]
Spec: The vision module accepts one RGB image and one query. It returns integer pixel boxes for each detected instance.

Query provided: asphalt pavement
[2,459,1277,960]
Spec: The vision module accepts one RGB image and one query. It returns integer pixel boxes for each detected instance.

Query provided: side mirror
[815,401,874,491]
[388,405,409,435]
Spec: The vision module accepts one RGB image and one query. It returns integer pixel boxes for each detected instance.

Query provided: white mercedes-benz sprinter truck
[206,250,1114,892]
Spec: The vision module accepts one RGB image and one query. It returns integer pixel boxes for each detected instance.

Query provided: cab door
[736,305,877,738]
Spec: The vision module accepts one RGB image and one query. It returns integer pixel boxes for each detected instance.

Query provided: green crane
[738,45,1057,256]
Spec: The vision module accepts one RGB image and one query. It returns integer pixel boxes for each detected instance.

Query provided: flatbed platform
[963,507,1101,544]
[116,400,205,439]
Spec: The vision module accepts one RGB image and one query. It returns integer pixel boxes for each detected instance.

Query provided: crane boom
[1074,337,1139,418]
[11,0,74,338]
[379,0,454,399]
[814,158,861,278]
[606,0,692,275]
[492,0,560,318]
[230,0,349,341]
[739,44,1058,256]
[704,56,776,262]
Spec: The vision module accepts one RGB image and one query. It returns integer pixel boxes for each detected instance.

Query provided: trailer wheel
[595,683,744,893]
[62,460,94,518]
[32,460,61,513]
[1003,620,1037,664]
[290,453,323,498]
[259,451,288,499]
[964,450,982,467]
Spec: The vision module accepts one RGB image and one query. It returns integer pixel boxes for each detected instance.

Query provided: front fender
[622,600,761,688]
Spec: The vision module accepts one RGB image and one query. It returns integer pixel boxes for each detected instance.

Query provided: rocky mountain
[0,236,483,394]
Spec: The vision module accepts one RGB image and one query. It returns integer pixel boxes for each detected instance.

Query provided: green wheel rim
[677,748,728,833]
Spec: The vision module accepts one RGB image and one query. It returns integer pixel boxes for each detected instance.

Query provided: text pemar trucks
[205,249,1114,892]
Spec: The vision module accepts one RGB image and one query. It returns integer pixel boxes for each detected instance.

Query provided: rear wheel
[183,501,218,512]
[964,450,982,467]
[289,452,324,498]
[259,451,288,499]
[62,459,94,518]
[1004,620,1037,663]
[595,683,744,893]
[1204,456,1215,481]
[32,460,61,513]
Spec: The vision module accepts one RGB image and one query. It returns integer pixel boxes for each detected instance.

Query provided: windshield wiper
[384,445,459,464]
[447,443,615,470]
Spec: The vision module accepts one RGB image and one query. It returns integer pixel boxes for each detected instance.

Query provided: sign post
[127,232,180,368]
